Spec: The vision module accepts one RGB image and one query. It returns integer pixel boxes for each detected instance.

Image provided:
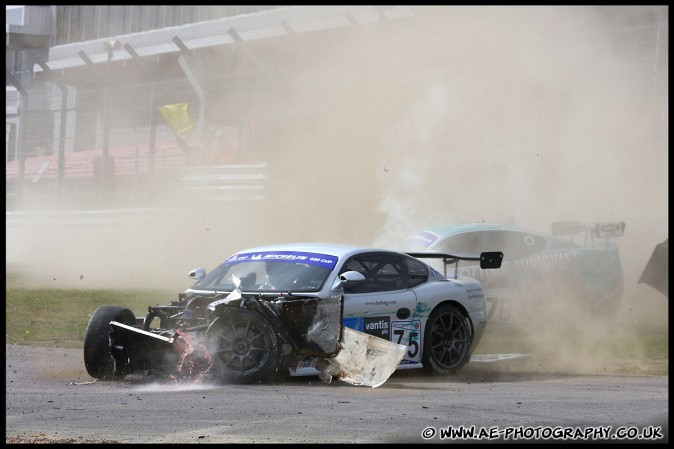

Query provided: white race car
[84,242,502,386]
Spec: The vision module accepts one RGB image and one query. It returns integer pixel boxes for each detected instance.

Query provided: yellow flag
[159,103,194,135]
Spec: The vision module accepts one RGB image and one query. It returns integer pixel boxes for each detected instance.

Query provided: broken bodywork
[85,283,404,387]
[638,238,668,297]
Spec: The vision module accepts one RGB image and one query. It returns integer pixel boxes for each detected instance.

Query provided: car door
[340,251,421,365]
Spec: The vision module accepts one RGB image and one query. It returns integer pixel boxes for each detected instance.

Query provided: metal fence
[6,75,266,210]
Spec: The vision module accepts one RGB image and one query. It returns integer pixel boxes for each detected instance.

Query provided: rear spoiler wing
[551,221,625,248]
[406,251,503,279]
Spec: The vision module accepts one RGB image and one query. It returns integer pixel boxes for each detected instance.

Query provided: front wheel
[206,309,279,384]
[422,304,473,374]
[83,306,136,380]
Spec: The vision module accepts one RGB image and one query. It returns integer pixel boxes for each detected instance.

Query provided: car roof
[233,242,394,260]
[424,223,547,238]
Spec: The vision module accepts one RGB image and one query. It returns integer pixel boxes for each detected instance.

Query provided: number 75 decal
[391,320,421,362]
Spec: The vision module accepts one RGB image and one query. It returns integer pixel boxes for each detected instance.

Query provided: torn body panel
[315,327,407,387]
[639,238,668,297]
[99,293,404,387]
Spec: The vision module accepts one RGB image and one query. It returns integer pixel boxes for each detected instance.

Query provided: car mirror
[188,267,206,281]
[330,270,366,291]
[340,271,366,283]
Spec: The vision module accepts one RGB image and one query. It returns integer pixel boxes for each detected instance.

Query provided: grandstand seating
[5,141,189,182]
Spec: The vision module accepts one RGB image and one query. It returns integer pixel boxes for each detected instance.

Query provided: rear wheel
[422,304,473,374]
[83,306,136,380]
[206,309,279,384]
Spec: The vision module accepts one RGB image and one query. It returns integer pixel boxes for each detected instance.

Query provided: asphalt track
[5,344,668,444]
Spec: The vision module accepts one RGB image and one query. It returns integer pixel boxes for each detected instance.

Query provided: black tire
[83,306,136,380]
[422,304,473,374]
[206,309,279,384]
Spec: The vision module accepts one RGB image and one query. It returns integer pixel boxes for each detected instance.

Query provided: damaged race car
[84,243,503,387]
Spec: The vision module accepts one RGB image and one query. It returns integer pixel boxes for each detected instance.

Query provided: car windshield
[404,231,438,251]
[191,251,339,293]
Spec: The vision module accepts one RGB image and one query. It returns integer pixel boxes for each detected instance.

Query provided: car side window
[403,254,428,287]
[341,252,406,293]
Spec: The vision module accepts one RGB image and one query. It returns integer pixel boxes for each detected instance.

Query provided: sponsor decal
[364,299,397,307]
[512,252,574,270]
[343,316,394,339]
[343,317,364,332]
[364,316,390,339]
[595,222,625,238]
[222,251,338,269]
[297,359,315,369]
[289,357,319,376]
[460,266,504,282]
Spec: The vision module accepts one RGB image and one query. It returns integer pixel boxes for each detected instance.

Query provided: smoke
[6,6,667,373]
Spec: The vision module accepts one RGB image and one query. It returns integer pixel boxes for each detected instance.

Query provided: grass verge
[5,272,668,375]
[6,272,175,349]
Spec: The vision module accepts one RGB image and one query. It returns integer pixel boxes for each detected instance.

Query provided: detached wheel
[206,309,279,384]
[83,306,136,380]
[422,304,473,374]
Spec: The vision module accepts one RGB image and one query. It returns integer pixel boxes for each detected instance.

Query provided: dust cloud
[6,7,667,374]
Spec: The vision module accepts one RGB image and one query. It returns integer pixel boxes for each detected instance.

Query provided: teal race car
[405,221,626,328]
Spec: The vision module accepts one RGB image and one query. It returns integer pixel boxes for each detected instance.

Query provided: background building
[5,5,668,209]
[6,5,52,161]
[6,5,417,207]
